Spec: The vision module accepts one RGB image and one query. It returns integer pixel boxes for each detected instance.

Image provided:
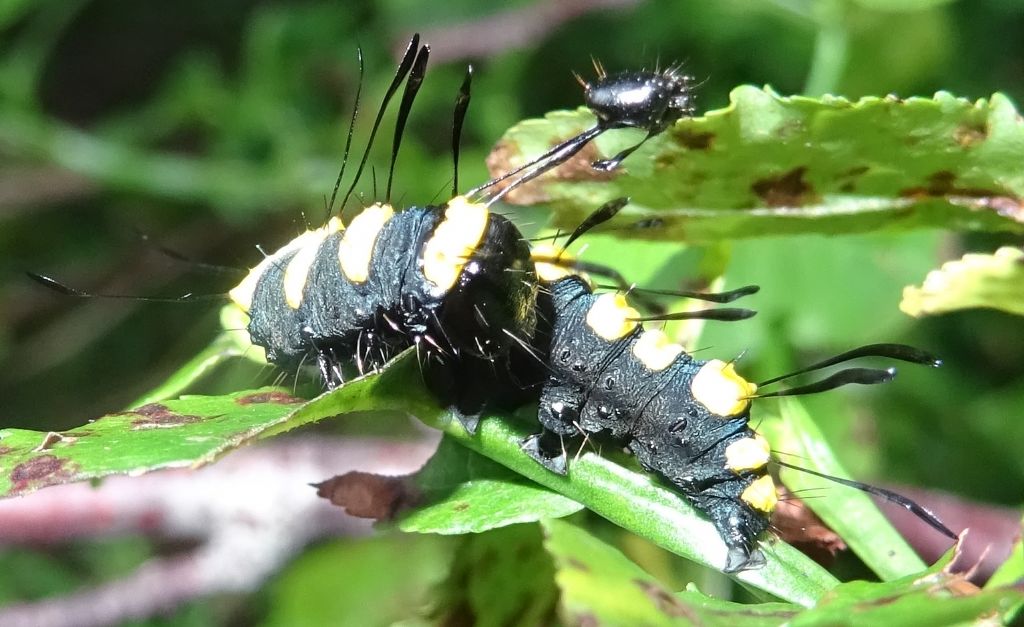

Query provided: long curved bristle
[386,43,430,203]
[631,308,757,323]
[340,33,421,213]
[559,197,629,255]
[760,343,941,387]
[451,65,473,196]
[325,46,364,221]
[757,367,896,399]
[598,284,760,304]
[26,272,226,303]
[775,460,958,540]
[465,125,603,202]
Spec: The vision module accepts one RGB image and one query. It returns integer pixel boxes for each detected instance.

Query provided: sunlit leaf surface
[490,87,1024,241]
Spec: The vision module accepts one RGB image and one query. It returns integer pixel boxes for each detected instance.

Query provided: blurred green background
[1,0,1022,623]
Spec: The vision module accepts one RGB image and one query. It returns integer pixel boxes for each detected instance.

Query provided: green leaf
[429,524,559,626]
[541,518,800,626]
[399,435,583,534]
[901,246,1024,318]
[0,352,437,498]
[491,87,1024,241]
[263,534,453,627]
[764,399,929,580]
[0,388,303,497]
[544,519,1021,626]
[789,565,1024,626]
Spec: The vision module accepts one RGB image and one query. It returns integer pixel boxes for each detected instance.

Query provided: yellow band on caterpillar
[690,359,757,417]
[230,218,346,312]
[740,475,778,513]
[724,435,771,473]
[586,293,640,341]
[531,243,577,282]
[631,329,684,371]
[339,203,394,283]
[422,196,489,292]
[284,217,344,309]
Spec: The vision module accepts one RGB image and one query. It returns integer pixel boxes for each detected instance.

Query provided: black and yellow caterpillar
[34,36,955,572]
[221,39,955,571]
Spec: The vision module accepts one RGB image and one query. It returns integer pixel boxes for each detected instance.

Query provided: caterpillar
[29,40,956,573]
[521,231,956,570]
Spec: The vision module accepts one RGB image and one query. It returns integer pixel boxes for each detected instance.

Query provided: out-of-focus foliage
[901,246,1024,317]
[1,0,1023,625]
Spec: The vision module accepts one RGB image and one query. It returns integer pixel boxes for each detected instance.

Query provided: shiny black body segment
[523,276,769,571]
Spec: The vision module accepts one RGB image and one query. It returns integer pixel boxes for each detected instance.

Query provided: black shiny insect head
[584,64,697,171]
[469,63,696,204]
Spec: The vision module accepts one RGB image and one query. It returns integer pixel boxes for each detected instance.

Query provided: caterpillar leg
[520,430,568,475]
[316,349,345,389]
[452,409,481,435]
[420,359,484,434]
[692,485,770,573]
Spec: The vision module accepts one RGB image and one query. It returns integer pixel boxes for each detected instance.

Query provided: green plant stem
[804,0,849,96]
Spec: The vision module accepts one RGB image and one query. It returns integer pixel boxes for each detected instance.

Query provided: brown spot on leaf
[123,404,201,429]
[672,128,714,150]
[453,501,470,512]
[901,172,1024,223]
[128,403,171,416]
[840,165,869,179]
[772,486,846,567]
[776,119,806,140]
[315,471,417,521]
[9,455,75,493]
[485,137,615,205]
[836,166,869,193]
[631,217,665,231]
[751,166,817,207]
[236,391,305,405]
[954,122,987,147]
[903,171,976,197]
[0,447,14,456]
[634,580,692,618]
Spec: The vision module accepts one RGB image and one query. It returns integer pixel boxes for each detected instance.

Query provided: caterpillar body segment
[229,197,538,424]
[524,274,772,571]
